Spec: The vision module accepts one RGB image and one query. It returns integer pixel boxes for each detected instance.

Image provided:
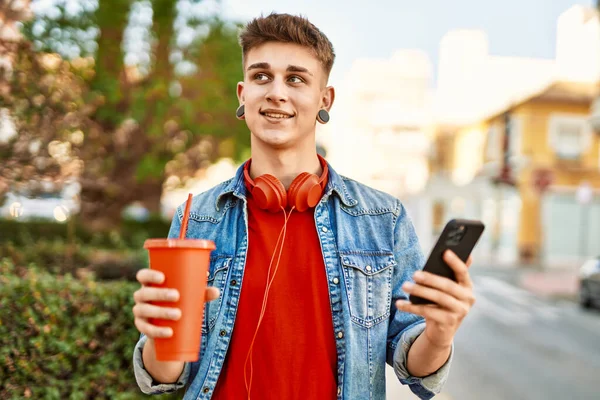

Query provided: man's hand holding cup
[133,269,220,340]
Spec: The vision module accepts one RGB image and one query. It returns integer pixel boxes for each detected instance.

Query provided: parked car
[579,257,600,309]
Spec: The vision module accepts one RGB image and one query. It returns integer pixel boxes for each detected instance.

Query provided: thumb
[205,287,220,302]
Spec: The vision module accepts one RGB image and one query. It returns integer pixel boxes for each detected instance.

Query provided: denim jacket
[133,161,452,400]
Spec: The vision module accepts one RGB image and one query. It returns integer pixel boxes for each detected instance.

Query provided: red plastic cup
[144,238,216,362]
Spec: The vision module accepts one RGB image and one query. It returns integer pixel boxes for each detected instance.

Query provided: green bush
[87,250,149,281]
[0,259,181,399]
[0,217,168,281]
[0,217,171,250]
[0,239,91,274]
[0,239,148,281]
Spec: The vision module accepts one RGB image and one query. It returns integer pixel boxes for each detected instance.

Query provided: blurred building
[427,5,600,266]
[161,158,238,219]
[326,5,600,265]
[325,50,436,242]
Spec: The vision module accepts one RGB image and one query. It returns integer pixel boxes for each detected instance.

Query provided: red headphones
[243,155,329,213]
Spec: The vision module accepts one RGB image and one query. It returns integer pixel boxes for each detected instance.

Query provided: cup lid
[144,239,216,250]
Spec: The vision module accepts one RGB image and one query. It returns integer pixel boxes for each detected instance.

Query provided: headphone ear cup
[288,173,321,212]
[254,174,287,212]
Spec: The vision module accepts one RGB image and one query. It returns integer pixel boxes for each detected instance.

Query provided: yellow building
[421,5,600,266]
[433,81,600,266]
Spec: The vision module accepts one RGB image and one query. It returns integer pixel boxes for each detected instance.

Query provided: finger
[134,318,173,339]
[413,271,474,302]
[396,300,458,324]
[443,250,472,287]
[402,281,463,311]
[133,287,179,304]
[205,287,220,302]
[136,269,165,286]
[132,303,181,321]
[466,255,473,268]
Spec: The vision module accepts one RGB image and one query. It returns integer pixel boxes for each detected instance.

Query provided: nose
[265,78,288,103]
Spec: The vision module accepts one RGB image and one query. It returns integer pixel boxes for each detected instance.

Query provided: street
[386,267,600,400]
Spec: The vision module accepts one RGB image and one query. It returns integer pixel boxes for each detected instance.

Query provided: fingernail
[168,309,180,319]
[396,300,408,308]
[414,271,424,280]
[402,281,414,290]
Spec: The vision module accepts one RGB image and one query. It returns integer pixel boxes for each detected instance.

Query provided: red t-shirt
[212,189,337,399]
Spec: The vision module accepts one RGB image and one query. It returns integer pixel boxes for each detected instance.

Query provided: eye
[288,75,304,84]
[254,73,270,81]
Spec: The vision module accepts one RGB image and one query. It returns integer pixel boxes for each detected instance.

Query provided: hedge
[0,217,165,280]
[0,239,148,281]
[0,217,171,250]
[0,259,181,399]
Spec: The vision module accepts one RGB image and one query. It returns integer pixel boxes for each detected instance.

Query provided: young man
[132,13,476,400]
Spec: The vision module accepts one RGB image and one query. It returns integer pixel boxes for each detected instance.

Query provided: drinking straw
[179,193,193,239]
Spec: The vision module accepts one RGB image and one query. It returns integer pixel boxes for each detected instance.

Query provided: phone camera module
[446,225,467,246]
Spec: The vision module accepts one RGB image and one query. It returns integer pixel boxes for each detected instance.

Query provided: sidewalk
[518,268,579,299]
[473,257,580,300]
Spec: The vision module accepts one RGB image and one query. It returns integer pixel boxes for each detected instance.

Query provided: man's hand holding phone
[395,250,476,348]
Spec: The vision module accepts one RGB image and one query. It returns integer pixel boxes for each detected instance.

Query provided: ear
[237,82,245,104]
[321,86,335,112]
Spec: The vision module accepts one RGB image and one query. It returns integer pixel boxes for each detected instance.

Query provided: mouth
[260,110,294,120]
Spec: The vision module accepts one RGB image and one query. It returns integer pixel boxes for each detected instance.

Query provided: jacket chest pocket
[202,257,232,333]
[340,252,396,328]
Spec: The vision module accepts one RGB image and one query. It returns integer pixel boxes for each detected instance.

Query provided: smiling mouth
[260,111,294,119]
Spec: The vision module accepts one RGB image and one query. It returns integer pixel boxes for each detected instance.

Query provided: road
[386,267,600,399]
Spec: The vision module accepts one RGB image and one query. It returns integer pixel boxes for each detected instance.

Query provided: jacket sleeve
[386,200,453,400]
[133,334,191,394]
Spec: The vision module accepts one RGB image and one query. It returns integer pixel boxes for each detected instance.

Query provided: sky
[25,0,598,87]
[221,0,595,86]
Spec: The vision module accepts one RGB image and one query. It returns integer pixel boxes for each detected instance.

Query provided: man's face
[237,42,334,150]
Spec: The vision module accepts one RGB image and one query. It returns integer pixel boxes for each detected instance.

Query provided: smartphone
[409,219,485,305]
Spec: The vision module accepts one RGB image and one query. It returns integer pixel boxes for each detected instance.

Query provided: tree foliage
[1,0,249,228]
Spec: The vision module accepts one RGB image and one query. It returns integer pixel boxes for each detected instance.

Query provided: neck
[249,141,322,189]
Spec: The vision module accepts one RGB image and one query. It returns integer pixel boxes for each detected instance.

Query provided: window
[508,116,521,156]
[486,123,500,161]
[548,115,592,160]
[556,124,582,159]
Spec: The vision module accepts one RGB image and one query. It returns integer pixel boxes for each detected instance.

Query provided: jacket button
[219,330,227,337]
[337,331,344,339]
[332,277,339,284]
[337,386,342,395]
[202,387,210,393]
[321,226,328,233]
[230,279,237,286]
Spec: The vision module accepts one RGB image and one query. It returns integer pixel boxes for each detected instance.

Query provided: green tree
[1,0,249,229]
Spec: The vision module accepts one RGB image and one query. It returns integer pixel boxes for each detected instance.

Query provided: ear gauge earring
[317,109,330,124]
[236,104,245,120]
